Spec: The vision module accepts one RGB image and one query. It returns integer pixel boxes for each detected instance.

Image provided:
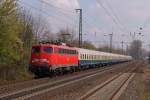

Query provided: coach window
[58,48,63,54]
[69,50,71,54]
[67,49,69,54]
[68,49,70,54]
[83,54,84,59]
[72,50,74,54]
[73,50,76,54]
[62,49,65,54]
[63,49,65,54]
[43,47,53,53]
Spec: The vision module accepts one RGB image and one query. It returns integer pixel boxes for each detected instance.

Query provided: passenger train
[29,42,132,76]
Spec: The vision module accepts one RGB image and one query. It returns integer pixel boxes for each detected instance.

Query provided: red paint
[29,44,78,68]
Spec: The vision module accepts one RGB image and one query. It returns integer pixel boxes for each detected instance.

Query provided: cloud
[41,0,80,32]
[43,0,80,10]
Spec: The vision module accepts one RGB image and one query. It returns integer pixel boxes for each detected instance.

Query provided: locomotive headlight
[40,59,49,63]
[32,58,49,63]
[32,58,39,63]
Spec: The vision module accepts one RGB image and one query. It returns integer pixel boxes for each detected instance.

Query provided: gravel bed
[117,62,145,100]
[86,73,130,100]
[27,62,133,100]
[0,63,129,95]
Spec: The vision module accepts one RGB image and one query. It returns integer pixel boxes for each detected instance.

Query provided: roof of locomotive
[32,43,77,50]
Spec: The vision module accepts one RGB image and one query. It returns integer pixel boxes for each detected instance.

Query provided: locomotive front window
[43,47,53,53]
[32,47,40,53]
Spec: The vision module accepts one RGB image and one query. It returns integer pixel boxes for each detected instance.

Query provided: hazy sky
[20,0,150,50]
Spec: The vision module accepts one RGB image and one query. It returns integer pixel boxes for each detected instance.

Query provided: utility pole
[148,44,150,64]
[126,44,129,55]
[76,9,82,48]
[121,41,124,54]
[109,33,113,53]
[149,44,150,54]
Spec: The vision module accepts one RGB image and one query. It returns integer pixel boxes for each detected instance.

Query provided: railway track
[0,62,136,100]
[0,65,118,100]
[78,66,137,100]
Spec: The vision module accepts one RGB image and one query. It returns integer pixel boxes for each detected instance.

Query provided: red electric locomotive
[29,43,78,76]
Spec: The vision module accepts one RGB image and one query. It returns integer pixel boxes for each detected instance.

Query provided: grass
[0,64,33,85]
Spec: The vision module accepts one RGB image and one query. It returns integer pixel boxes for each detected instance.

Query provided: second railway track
[78,65,138,100]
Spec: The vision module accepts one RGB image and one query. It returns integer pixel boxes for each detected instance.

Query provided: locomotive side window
[43,47,53,53]
[54,48,57,53]
[58,48,77,55]
[32,47,40,53]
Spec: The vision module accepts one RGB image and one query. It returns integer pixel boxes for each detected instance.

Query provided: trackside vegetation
[0,0,33,81]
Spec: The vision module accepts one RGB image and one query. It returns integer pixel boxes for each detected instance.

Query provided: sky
[19,0,150,50]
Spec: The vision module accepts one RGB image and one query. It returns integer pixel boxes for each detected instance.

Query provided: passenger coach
[77,48,132,66]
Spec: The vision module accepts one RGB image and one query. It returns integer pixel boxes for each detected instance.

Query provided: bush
[0,64,32,81]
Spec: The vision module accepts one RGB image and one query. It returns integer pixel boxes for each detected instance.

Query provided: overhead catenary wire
[39,0,105,35]
[37,0,104,36]
[37,0,78,21]
[104,0,130,33]
[18,0,96,41]
[36,0,106,37]
[18,0,79,30]
[96,0,129,33]
[37,0,76,14]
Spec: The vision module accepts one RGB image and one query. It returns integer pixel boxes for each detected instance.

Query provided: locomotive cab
[29,45,53,76]
[31,46,53,64]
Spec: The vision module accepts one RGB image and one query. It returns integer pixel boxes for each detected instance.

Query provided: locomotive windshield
[32,47,40,53]
[43,47,53,53]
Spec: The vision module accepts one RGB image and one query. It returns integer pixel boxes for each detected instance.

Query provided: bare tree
[82,41,96,50]
[18,8,49,66]
[97,45,124,54]
[129,40,142,59]
[57,28,77,43]
[32,17,48,43]
[41,30,56,41]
